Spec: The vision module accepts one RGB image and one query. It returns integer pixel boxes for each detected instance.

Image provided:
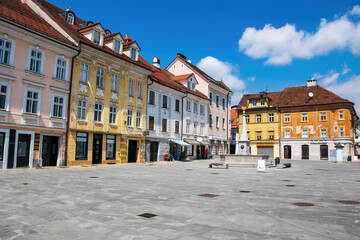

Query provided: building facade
[0,0,78,169]
[230,106,239,154]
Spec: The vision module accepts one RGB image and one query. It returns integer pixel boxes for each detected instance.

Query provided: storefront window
[106,135,116,160]
[76,132,87,160]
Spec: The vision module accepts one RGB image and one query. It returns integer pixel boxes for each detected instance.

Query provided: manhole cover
[138,213,157,218]
[198,193,219,198]
[293,202,314,207]
[282,180,291,182]
[90,177,99,178]
[239,191,251,193]
[185,169,193,171]
[338,200,360,205]
[211,173,219,175]
[14,182,35,186]
[286,185,296,187]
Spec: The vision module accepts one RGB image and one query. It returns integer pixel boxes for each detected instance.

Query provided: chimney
[124,35,132,44]
[177,53,187,60]
[307,79,317,87]
[153,56,160,68]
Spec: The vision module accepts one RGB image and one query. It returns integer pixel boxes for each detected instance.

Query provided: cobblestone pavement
[0,160,359,240]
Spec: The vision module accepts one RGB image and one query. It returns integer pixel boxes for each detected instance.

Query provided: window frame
[268,113,274,122]
[302,113,308,122]
[51,94,66,118]
[321,128,327,138]
[209,92,213,105]
[222,118,226,130]
[23,88,41,115]
[137,81,143,99]
[320,112,327,121]
[175,121,180,133]
[129,78,135,97]
[209,114,213,128]
[94,103,103,122]
[175,99,180,112]
[285,129,290,138]
[148,91,155,105]
[216,95,220,108]
[252,100,257,107]
[222,98,226,110]
[113,39,121,54]
[77,99,87,120]
[0,35,15,66]
[96,68,105,88]
[193,101,198,114]
[79,62,90,83]
[0,81,11,111]
[127,109,133,127]
[130,47,137,60]
[162,118,167,132]
[111,73,119,92]
[109,105,117,125]
[162,95,167,109]
[136,111,141,128]
[148,116,154,130]
[216,116,219,129]
[284,114,290,123]
[106,135,116,160]
[75,132,88,160]
[256,114,262,123]
[340,127,345,137]
[339,111,344,120]
[93,30,101,45]
[54,55,69,81]
[186,100,191,112]
[27,46,45,74]
[302,128,308,138]
[200,104,205,116]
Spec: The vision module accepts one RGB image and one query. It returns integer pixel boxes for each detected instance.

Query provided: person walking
[205,148,209,159]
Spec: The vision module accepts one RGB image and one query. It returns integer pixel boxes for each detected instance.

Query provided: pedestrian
[205,148,209,159]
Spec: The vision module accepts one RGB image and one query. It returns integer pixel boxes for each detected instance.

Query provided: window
[0,37,12,65]
[269,133,274,140]
[187,80,195,90]
[200,124,204,135]
[28,47,43,73]
[111,73,119,92]
[106,135,116,160]
[285,129,290,138]
[260,99,265,106]
[209,92,213,105]
[93,30,101,45]
[162,119,167,132]
[96,68,105,88]
[216,95,220,107]
[193,102,198,114]
[175,99,180,112]
[66,12,74,24]
[200,105,204,116]
[162,95,167,109]
[256,114,261,123]
[186,121,190,134]
[284,114,290,123]
[339,111,344,120]
[173,64,176,69]
[114,40,121,53]
[136,111,141,128]
[55,56,68,80]
[231,132,236,141]
[302,129,308,138]
[209,114,213,127]
[77,99,87,120]
[252,100,257,107]
[302,113,308,122]
[186,100,191,112]
[52,96,64,118]
[131,48,137,60]
[137,81,143,99]
[109,106,117,124]
[320,112,326,121]
[149,91,155,105]
[257,134,261,140]
[245,115,249,123]
[340,127,345,137]
[79,63,89,83]
[127,110,133,127]
[0,84,8,110]
[25,90,39,114]
[222,118,226,130]
[75,132,87,160]
[94,103,103,122]
[321,128,327,138]
[268,113,274,122]
[148,116,154,130]
[216,116,219,129]
[193,123,198,134]
[129,78,135,97]
[175,121,179,133]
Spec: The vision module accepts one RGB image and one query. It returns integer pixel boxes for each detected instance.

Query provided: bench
[209,163,229,169]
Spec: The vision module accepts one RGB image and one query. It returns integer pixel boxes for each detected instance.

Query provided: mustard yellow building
[238,91,281,158]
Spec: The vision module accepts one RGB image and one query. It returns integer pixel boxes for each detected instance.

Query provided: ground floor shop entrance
[320,145,328,160]
[128,140,137,163]
[16,134,31,168]
[42,136,59,166]
[284,145,291,159]
[92,134,102,164]
[302,145,309,159]
[150,141,158,162]
[258,146,274,159]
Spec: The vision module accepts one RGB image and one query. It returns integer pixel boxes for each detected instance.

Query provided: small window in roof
[114,40,121,54]
[66,12,75,24]
[93,30,101,45]
[130,48,137,60]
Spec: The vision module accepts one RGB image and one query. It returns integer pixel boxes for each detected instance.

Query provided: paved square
[0,160,359,239]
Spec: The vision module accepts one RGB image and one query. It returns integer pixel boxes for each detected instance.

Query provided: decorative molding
[50,86,70,93]
[22,79,46,88]
[0,73,15,81]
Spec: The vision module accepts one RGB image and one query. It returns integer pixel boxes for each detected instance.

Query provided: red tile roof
[172,74,193,82]
[0,0,74,46]
[238,91,282,108]
[231,108,238,129]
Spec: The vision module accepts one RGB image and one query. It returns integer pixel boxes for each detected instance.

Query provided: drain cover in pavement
[90,177,99,178]
[293,202,314,207]
[185,169,193,171]
[286,185,296,187]
[338,200,360,205]
[198,193,219,198]
[211,173,219,175]
[138,213,157,218]
[239,191,251,193]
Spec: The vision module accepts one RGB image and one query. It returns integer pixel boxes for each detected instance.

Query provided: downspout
[64,43,81,166]
[226,92,230,154]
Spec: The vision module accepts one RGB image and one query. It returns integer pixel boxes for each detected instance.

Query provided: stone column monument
[237,107,250,154]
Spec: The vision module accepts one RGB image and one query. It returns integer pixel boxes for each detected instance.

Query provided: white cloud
[238,5,360,65]
[317,70,340,86]
[248,76,256,82]
[342,63,351,75]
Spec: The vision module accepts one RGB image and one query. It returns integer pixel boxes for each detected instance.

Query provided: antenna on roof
[265,85,269,93]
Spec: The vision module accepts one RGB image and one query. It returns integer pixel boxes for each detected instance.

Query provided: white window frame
[186,100,191,112]
[216,116,219,129]
[96,68,105,88]
[23,87,42,115]
[0,80,11,111]
[137,81,143,99]
[216,95,220,108]
[320,112,326,121]
[148,90,155,105]
[79,62,90,83]
[111,73,119,92]
[285,129,290,138]
[339,111,344,120]
[284,114,290,123]
[222,118,226,130]
[51,93,66,118]
[66,12,75,24]
[222,98,226,110]
[321,128,327,138]
[129,78,135,97]
[252,100,257,107]
[209,114,213,128]
[193,101,198,114]
[268,113,274,122]
[94,103,103,122]
[113,39,122,54]
[130,48,138,61]
[260,99,265,106]
[340,127,345,137]
[54,55,69,81]
[193,122,198,135]
[256,114,261,123]
[27,46,45,74]
[109,105,117,125]
[200,105,205,116]
[302,113,308,122]
[77,99,87,120]
[136,111,141,128]
[127,109,133,127]
[209,92,213,105]
[93,30,101,45]
[0,35,15,66]
[302,128,308,138]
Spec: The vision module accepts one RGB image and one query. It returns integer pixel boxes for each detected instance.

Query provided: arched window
[66,13,75,24]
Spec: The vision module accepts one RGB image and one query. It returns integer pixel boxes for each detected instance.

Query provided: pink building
[0,0,78,169]
[166,53,233,157]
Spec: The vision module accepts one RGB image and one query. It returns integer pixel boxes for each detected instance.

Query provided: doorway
[150,142,158,162]
[128,140,137,163]
[284,145,292,159]
[320,145,328,160]
[92,134,102,164]
[301,145,309,159]
[16,134,31,167]
[42,136,59,166]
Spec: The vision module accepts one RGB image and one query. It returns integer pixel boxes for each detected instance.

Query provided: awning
[169,139,191,147]
[185,139,200,145]
[199,141,210,146]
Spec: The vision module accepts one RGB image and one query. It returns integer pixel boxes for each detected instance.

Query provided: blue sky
[51,0,360,113]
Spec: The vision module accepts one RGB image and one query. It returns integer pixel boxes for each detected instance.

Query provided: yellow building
[63,22,152,166]
[238,91,281,158]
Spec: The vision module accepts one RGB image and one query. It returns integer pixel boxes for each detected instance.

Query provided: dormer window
[66,13,75,24]
[187,78,195,91]
[93,30,101,45]
[114,40,121,54]
[130,48,137,60]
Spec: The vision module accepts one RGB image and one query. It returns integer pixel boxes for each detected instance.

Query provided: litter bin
[275,157,280,166]
[347,155,351,162]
